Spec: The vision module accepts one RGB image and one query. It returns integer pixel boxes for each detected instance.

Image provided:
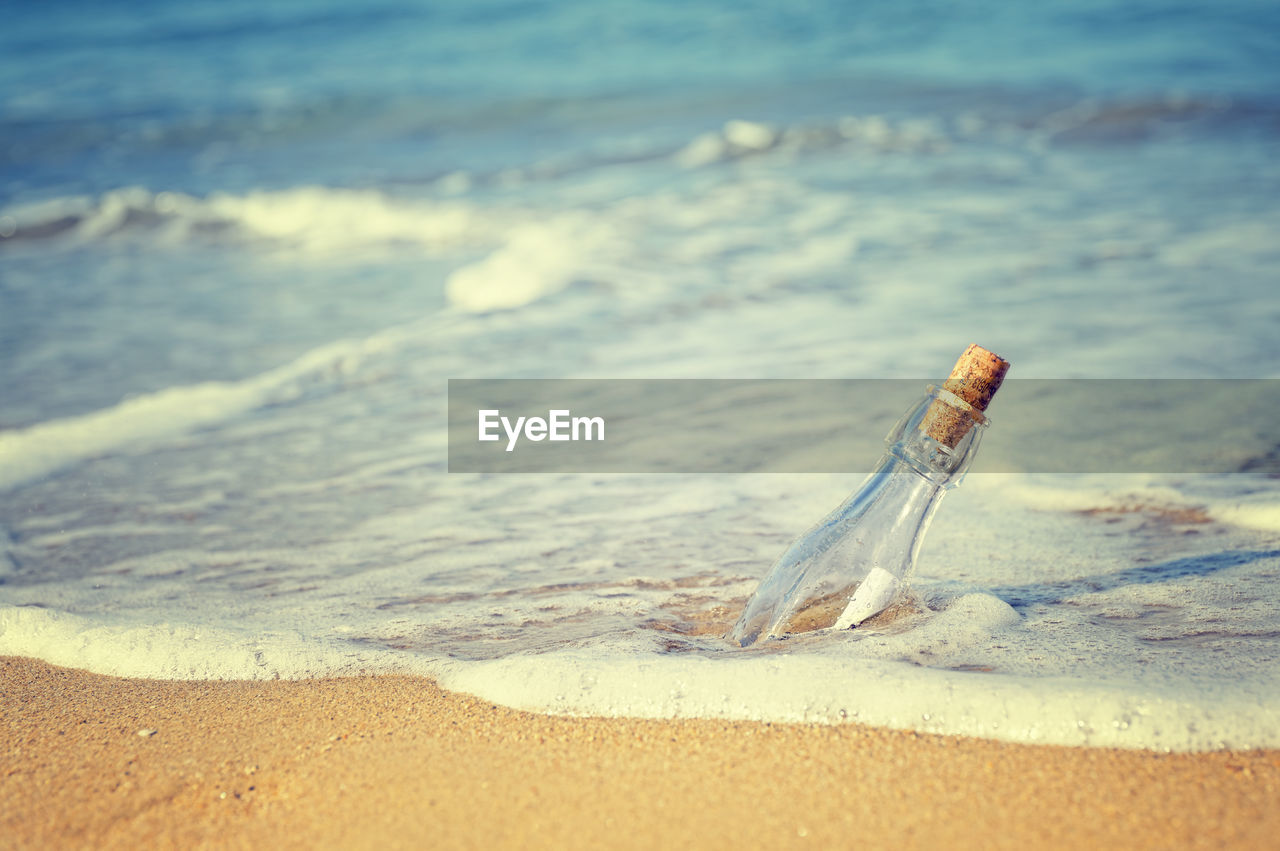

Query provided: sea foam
[0,605,405,681]
[0,326,415,492]
[434,638,1280,752]
[3,466,1278,752]
[4,84,1279,755]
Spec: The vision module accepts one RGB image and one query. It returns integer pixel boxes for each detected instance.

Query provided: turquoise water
[4,0,1279,420]
[1,1,1279,750]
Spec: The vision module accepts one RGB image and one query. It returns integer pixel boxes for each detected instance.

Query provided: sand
[3,656,1278,850]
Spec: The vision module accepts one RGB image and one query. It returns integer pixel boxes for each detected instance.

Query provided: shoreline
[4,655,1278,849]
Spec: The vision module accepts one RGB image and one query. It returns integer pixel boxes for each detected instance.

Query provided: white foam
[0,186,494,254]
[0,605,407,680]
[199,188,488,253]
[0,325,409,492]
[1210,500,1280,533]
[2,186,638,316]
[4,105,1280,755]
[674,119,779,167]
[722,119,777,151]
[4,462,1279,751]
[435,641,1280,751]
[444,217,619,312]
[675,132,729,168]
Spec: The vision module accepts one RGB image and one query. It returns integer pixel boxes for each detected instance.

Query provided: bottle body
[728,384,987,647]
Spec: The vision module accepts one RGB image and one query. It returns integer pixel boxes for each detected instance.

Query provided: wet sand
[3,656,1278,849]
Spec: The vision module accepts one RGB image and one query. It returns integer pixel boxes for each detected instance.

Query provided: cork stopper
[921,344,1011,447]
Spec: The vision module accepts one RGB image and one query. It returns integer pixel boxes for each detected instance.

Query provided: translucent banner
[447,379,1280,474]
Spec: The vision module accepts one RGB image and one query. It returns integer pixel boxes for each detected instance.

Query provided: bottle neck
[882,384,988,489]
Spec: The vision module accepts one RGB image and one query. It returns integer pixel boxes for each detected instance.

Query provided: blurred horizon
[4,0,1279,202]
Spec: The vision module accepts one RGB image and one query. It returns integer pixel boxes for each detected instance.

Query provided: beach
[4,656,1278,850]
[4,2,1280,846]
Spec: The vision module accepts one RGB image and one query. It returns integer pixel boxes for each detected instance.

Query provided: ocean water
[3,0,1280,751]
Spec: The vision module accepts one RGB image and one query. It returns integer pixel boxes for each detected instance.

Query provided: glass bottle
[728,345,1008,647]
